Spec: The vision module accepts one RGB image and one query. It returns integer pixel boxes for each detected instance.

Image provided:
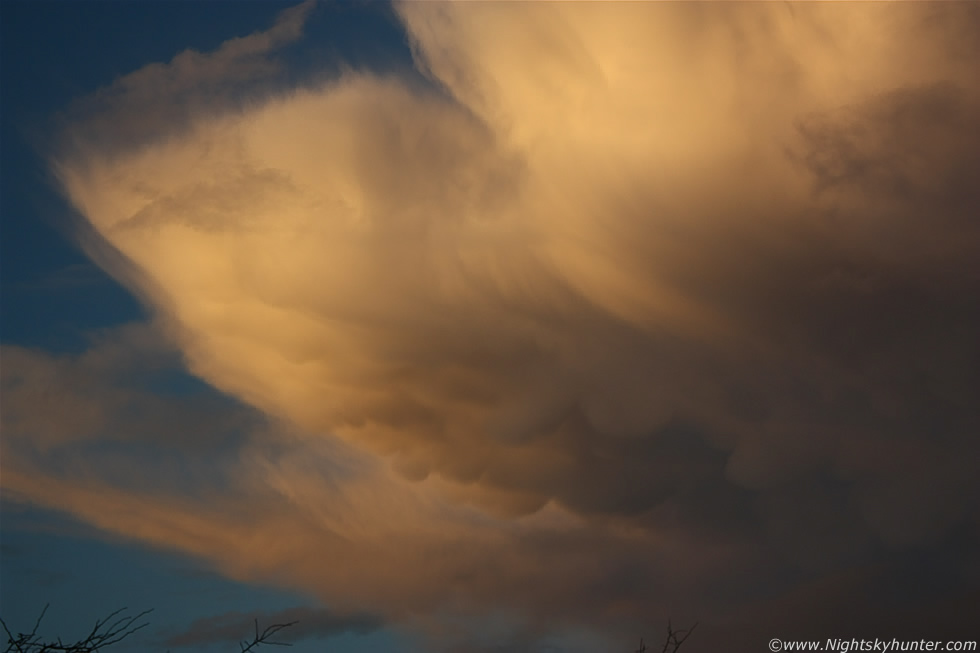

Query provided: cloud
[52,0,315,159]
[6,1,980,649]
[0,323,255,460]
[166,605,383,648]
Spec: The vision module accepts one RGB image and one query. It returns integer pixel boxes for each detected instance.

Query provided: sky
[1,2,979,652]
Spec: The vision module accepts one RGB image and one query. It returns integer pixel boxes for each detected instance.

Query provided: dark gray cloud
[166,605,383,649]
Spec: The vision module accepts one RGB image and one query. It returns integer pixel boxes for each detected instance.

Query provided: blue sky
[2,2,416,651]
[2,2,979,652]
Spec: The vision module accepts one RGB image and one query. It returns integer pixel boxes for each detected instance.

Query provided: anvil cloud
[4,2,979,650]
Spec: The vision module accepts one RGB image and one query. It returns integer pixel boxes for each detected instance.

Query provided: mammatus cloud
[5,2,980,650]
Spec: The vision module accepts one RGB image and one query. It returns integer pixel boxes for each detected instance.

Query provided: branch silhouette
[635,620,698,653]
[1,606,296,653]
[1,605,151,653]
[238,618,298,652]
[4,606,695,652]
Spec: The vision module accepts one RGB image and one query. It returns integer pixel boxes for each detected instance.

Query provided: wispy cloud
[53,0,315,159]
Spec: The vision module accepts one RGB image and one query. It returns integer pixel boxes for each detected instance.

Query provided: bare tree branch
[660,619,697,653]
[2,605,151,653]
[635,619,697,653]
[6,604,690,653]
[238,618,298,652]
[3,605,300,653]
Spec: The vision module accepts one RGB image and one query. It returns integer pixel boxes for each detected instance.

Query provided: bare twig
[636,619,697,653]
[660,619,697,653]
[1,605,151,653]
[238,618,298,652]
[3,606,299,653]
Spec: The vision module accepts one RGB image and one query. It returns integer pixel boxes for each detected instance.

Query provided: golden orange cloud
[6,2,979,649]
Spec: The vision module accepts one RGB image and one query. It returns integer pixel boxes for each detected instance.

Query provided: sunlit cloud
[4,1,979,649]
